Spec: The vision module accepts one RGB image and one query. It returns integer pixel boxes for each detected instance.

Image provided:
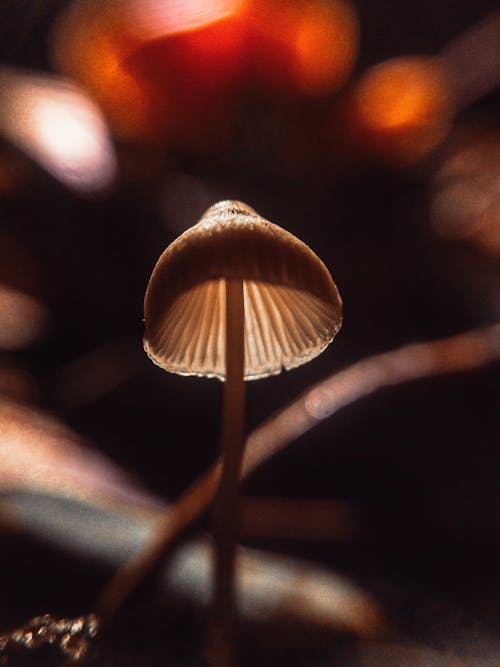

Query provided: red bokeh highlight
[51,0,359,146]
[51,0,249,145]
[125,5,250,149]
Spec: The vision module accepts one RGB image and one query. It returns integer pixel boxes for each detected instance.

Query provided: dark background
[0,1,498,664]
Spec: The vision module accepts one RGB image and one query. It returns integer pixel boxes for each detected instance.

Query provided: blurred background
[0,0,498,665]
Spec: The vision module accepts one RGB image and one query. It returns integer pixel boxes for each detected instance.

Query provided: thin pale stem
[209,277,246,667]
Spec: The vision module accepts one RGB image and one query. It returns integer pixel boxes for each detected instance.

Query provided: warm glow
[51,0,248,143]
[51,0,357,146]
[51,3,162,141]
[126,9,249,100]
[355,58,448,129]
[126,0,246,40]
[79,37,159,141]
[292,1,358,95]
[246,0,358,96]
[352,56,453,163]
[0,70,116,192]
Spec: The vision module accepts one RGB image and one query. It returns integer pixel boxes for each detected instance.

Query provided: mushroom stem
[210,277,246,667]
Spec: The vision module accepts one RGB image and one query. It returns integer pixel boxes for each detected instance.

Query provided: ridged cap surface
[144,201,342,380]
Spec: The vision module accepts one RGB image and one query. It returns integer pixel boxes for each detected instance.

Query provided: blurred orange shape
[247,0,358,96]
[76,36,158,141]
[52,0,358,148]
[51,2,163,141]
[125,20,246,124]
[292,1,358,95]
[0,69,117,193]
[122,0,250,148]
[52,0,249,145]
[351,56,454,164]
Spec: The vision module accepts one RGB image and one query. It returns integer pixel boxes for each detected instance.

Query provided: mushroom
[143,200,342,665]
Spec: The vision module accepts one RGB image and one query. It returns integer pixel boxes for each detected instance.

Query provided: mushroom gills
[144,278,340,381]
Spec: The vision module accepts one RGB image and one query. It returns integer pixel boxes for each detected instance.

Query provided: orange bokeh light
[51,0,249,144]
[51,2,165,141]
[52,0,358,146]
[292,1,358,95]
[125,8,250,148]
[247,0,358,96]
[123,0,249,101]
[351,56,454,164]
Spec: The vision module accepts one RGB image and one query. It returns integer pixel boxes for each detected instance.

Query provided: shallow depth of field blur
[0,1,499,665]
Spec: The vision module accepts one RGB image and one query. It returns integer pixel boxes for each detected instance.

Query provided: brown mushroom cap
[144,201,342,380]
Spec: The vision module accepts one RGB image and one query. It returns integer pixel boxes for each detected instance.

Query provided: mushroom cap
[144,201,342,380]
